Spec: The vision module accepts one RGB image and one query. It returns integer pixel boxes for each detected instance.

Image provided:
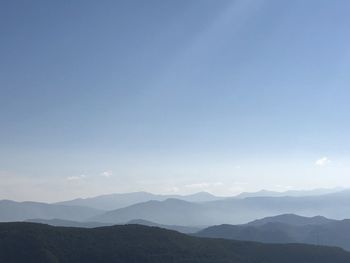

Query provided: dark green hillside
[196,216,350,251]
[1,222,350,263]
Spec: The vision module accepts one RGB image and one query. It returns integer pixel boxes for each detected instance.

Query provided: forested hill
[1,223,350,263]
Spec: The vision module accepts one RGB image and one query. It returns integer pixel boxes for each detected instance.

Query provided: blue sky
[1,0,350,201]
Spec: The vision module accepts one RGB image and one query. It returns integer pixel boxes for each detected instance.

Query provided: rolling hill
[235,188,344,198]
[25,218,201,233]
[196,214,350,251]
[26,218,111,228]
[247,213,334,226]
[56,191,222,210]
[1,222,350,263]
[127,219,202,233]
[92,190,350,225]
[92,198,204,225]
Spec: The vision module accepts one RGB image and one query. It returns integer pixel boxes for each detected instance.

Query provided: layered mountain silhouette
[247,213,334,226]
[56,191,222,210]
[55,188,344,211]
[92,189,350,225]
[92,198,204,225]
[235,188,344,198]
[2,189,350,226]
[196,214,350,251]
[1,222,350,263]
[26,218,112,228]
[25,218,201,233]
[127,219,202,233]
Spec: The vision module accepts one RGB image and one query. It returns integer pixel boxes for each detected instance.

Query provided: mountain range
[235,188,344,199]
[247,213,334,226]
[3,189,350,225]
[26,218,112,228]
[127,219,202,233]
[54,188,345,211]
[91,189,350,225]
[55,191,223,210]
[25,218,201,233]
[1,222,350,263]
[196,214,350,251]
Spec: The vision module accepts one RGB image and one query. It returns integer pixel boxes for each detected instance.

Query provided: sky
[1,0,350,202]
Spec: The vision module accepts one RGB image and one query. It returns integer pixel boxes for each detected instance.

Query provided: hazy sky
[1,0,350,202]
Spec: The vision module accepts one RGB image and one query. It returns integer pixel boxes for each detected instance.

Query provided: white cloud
[315,157,331,167]
[67,174,86,181]
[101,170,113,178]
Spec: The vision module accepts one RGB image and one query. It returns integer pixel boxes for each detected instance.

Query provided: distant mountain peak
[55,191,222,211]
[235,187,345,199]
[248,213,334,226]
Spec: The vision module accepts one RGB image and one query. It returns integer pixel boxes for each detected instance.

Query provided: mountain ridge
[196,214,350,251]
[91,190,350,225]
[1,222,350,263]
[55,191,223,210]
